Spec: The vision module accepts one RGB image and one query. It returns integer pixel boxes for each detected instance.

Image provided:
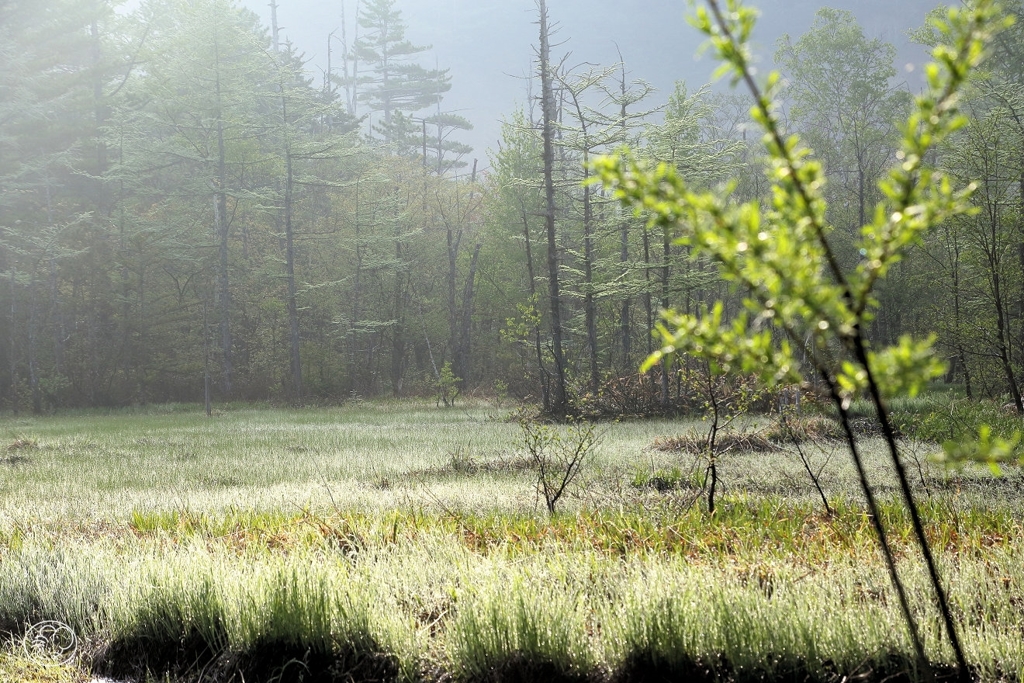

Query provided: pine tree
[351,0,451,142]
[118,0,273,397]
[0,0,110,411]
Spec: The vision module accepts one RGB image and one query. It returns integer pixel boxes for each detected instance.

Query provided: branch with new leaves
[594,0,1011,675]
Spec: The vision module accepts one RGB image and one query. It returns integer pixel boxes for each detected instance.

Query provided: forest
[4,0,1023,415]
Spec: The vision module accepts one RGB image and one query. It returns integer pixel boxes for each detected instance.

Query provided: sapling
[435,361,461,408]
[594,0,1008,675]
[518,417,601,514]
[685,362,766,514]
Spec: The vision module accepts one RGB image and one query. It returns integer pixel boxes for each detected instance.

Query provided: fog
[242,0,942,156]
[2,0,985,411]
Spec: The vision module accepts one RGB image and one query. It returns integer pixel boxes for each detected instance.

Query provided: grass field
[0,401,1022,682]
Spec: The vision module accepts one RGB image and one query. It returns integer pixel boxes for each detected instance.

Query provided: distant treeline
[1,0,1023,411]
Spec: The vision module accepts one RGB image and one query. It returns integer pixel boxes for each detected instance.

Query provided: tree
[910,1,1024,408]
[643,82,744,403]
[269,44,338,403]
[605,58,656,372]
[596,0,1004,675]
[433,174,482,388]
[556,64,621,393]
[776,9,910,266]
[0,0,490,407]
[537,0,568,415]
[351,0,451,142]
[942,103,1024,410]
[123,0,273,397]
[424,112,474,174]
[485,110,549,401]
[0,0,112,411]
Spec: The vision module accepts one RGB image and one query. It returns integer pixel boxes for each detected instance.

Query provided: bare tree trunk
[521,207,549,409]
[203,297,212,416]
[43,176,66,377]
[213,33,233,396]
[538,0,567,414]
[642,226,656,399]
[618,65,632,371]
[351,0,361,117]
[48,256,65,376]
[857,161,866,231]
[391,236,407,397]
[456,243,481,385]
[446,205,462,377]
[704,371,720,515]
[339,0,355,115]
[350,178,365,393]
[284,142,303,402]
[951,235,972,398]
[981,195,1023,412]
[279,77,303,403]
[91,16,109,211]
[560,76,600,392]
[993,268,1022,412]
[583,157,599,393]
[214,188,232,396]
[7,251,18,414]
[643,229,652,357]
[28,278,40,414]
[620,224,631,370]
[1018,171,1024,393]
[269,0,280,53]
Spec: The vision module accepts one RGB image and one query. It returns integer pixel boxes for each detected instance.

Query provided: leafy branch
[593,0,1009,675]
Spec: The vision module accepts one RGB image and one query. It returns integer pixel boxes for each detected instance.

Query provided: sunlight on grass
[0,401,1022,681]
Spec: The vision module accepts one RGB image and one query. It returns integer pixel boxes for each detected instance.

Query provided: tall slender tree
[537,0,567,414]
[351,0,450,142]
[776,8,909,261]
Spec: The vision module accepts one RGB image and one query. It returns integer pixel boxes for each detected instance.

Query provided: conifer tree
[351,0,451,142]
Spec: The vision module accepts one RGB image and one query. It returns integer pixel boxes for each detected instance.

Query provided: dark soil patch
[93,632,219,682]
[460,652,599,683]
[92,636,400,683]
[231,641,400,683]
[84,643,988,683]
[611,652,975,683]
[611,651,726,683]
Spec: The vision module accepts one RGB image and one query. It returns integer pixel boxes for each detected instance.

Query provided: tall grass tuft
[104,563,229,679]
[96,550,410,681]
[448,578,595,681]
[603,563,922,682]
[0,547,109,636]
